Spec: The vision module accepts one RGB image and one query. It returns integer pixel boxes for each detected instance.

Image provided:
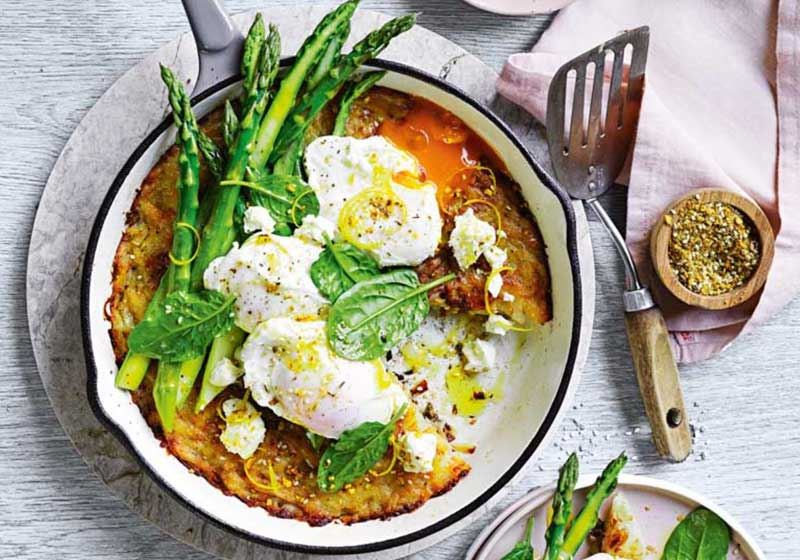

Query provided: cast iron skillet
[81,0,583,555]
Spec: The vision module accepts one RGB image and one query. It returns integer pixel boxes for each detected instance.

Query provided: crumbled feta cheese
[484,314,514,336]
[484,245,507,269]
[219,398,265,459]
[502,292,515,302]
[487,272,503,297]
[449,208,496,269]
[462,338,497,372]
[243,206,276,234]
[398,431,438,473]
[209,357,242,387]
[295,214,336,245]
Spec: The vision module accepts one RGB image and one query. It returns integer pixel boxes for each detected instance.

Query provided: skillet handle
[624,305,693,462]
[181,0,244,94]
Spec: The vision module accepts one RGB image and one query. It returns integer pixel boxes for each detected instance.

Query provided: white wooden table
[2,1,796,558]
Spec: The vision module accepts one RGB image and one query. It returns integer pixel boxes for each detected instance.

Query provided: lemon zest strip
[446,165,497,193]
[463,198,503,234]
[484,266,514,315]
[374,437,399,477]
[168,221,201,266]
[290,189,316,227]
[244,457,279,493]
[338,186,407,250]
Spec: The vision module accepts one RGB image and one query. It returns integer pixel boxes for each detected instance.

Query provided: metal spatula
[545,27,692,461]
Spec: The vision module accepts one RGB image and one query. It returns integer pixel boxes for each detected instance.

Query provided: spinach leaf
[317,404,406,492]
[501,515,535,560]
[221,174,319,232]
[326,269,455,361]
[127,290,235,362]
[662,507,730,560]
[310,240,380,302]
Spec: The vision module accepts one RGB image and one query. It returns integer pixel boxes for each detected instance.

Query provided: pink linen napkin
[497,0,800,363]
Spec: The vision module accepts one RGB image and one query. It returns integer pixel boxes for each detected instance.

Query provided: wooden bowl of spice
[650,189,774,310]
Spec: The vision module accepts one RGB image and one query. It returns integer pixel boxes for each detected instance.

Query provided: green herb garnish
[332,70,386,136]
[220,174,319,231]
[310,239,380,302]
[127,290,235,362]
[545,453,579,560]
[317,404,406,492]
[501,515,535,560]
[326,269,455,361]
[662,507,730,560]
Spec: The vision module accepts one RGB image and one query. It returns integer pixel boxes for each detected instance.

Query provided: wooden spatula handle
[624,306,692,462]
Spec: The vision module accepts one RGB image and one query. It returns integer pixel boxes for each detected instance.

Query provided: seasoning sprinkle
[667,197,760,296]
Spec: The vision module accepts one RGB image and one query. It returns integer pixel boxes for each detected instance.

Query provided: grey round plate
[26,6,595,559]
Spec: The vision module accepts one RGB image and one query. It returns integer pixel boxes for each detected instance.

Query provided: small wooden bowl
[650,189,774,310]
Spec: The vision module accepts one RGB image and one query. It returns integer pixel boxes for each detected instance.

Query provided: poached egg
[203,233,326,333]
[240,317,408,439]
[304,135,442,266]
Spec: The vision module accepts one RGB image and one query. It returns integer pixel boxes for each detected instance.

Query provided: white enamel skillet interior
[81,59,584,556]
[467,474,766,560]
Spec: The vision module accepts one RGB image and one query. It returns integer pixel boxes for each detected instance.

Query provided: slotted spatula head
[546,27,649,200]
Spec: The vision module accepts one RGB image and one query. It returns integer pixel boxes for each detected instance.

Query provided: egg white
[203,233,326,333]
[240,317,408,439]
[304,135,442,266]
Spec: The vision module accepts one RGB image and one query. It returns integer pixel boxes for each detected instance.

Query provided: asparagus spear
[169,20,278,411]
[223,99,239,153]
[114,63,211,392]
[561,452,628,556]
[187,5,360,405]
[500,515,535,560]
[114,272,167,390]
[152,68,203,432]
[270,14,416,162]
[305,20,350,93]
[197,132,224,179]
[249,0,360,170]
[190,22,282,289]
[544,452,579,560]
[115,351,152,391]
[271,21,353,177]
[194,326,246,412]
[332,70,386,136]
[161,64,224,179]
[241,13,266,103]
[195,15,275,242]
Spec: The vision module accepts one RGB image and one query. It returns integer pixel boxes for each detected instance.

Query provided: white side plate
[468,474,765,559]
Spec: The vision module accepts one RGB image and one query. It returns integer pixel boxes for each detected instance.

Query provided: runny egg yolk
[378,98,504,202]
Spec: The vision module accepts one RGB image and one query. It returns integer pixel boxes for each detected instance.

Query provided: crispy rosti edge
[133,374,471,526]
